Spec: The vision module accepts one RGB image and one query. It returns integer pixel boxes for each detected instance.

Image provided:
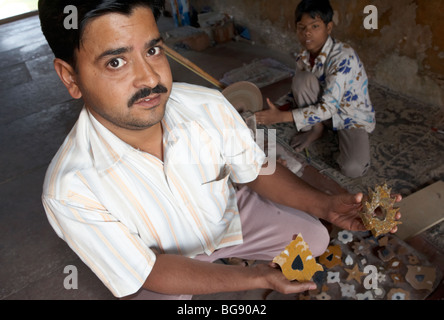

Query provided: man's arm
[141,254,316,296]
[140,163,401,298]
[247,163,329,217]
[247,163,402,232]
[246,163,367,231]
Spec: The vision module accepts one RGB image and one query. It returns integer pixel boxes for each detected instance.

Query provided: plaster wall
[191,0,444,108]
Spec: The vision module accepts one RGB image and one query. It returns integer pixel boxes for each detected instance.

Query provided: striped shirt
[292,36,376,133]
[42,82,266,298]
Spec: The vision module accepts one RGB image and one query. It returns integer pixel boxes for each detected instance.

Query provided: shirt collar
[162,89,204,145]
[300,36,334,68]
[85,108,132,172]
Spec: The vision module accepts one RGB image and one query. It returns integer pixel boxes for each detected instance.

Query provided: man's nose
[133,57,160,89]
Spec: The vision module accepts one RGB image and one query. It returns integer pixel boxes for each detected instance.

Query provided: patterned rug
[268,84,444,195]
[265,229,442,300]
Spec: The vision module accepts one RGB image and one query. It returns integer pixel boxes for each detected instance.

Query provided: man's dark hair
[295,0,334,25]
[38,0,165,67]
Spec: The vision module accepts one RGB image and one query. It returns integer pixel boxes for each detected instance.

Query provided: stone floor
[0,14,442,300]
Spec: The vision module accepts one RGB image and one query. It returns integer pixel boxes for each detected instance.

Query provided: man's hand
[254,263,317,295]
[323,192,402,233]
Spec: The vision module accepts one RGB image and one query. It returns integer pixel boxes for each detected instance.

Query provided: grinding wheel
[222,81,263,113]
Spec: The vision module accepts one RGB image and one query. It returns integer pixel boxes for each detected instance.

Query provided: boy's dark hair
[38,0,165,67]
[295,0,334,24]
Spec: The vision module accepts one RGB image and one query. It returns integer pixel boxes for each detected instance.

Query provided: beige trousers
[128,187,330,300]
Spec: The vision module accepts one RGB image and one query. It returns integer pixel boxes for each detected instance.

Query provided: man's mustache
[128,84,168,108]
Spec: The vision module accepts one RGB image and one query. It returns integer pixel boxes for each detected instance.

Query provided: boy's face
[296,13,333,57]
[63,6,173,132]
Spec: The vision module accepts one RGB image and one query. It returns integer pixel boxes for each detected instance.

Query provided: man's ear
[53,58,82,99]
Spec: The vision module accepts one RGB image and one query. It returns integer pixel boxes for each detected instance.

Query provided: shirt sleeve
[292,53,358,131]
[42,193,156,298]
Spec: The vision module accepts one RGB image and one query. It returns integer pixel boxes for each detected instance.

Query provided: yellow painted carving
[273,234,324,282]
[319,245,342,268]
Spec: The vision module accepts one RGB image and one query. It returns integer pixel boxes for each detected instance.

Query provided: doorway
[0,0,38,22]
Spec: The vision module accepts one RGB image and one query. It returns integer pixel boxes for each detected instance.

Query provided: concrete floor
[1,14,442,300]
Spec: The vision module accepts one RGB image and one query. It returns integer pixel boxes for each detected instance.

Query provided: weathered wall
[191,0,444,108]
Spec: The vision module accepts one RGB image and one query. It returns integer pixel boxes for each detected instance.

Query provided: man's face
[73,6,173,131]
[296,13,333,57]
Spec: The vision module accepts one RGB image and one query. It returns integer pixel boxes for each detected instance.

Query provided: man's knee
[304,222,330,258]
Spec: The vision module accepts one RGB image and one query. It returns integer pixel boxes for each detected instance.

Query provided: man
[256,0,375,178]
[39,0,400,299]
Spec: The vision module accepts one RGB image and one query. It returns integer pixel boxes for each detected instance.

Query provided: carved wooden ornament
[273,234,323,282]
[405,266,437,291]
[319,245,342,268]
[359,183,402,237]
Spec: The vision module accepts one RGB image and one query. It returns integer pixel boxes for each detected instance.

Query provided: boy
[256,0,375,178]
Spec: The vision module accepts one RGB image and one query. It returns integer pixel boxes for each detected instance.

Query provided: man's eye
[147,46,162,57]
[107,58,126,69]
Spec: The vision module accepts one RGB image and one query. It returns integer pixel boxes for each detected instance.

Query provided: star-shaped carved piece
[344,264,366,284]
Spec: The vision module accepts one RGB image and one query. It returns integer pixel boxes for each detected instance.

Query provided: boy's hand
[290,122,324,152]
[255,99,293,126]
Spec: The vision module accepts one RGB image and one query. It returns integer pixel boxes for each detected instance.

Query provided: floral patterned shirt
[292,36,375,133]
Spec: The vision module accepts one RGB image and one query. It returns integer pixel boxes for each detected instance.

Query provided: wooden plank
[397,181,444,240]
